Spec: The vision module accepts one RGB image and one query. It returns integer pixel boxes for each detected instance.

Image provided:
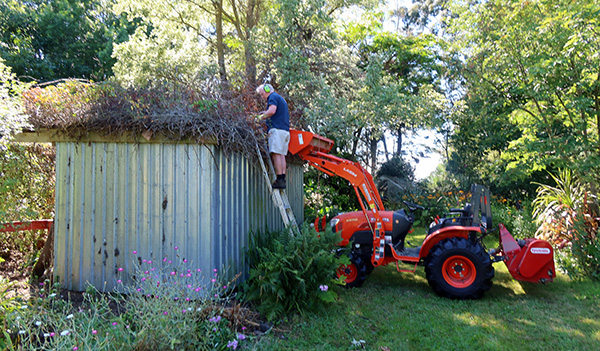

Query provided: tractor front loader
[288,129,555,299]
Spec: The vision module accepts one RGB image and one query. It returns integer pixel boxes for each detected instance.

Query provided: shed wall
[53,141,303,291]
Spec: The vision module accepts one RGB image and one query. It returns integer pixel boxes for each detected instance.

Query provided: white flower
[60,330,70,336]
[18,330,26,335]
[66,314,74,319]
[49,293,57,298]
[43,333,50,338]
[20,305,28,309]
[35,321,42,326]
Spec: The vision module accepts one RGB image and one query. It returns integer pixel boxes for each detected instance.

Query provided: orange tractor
[288,129,555,299]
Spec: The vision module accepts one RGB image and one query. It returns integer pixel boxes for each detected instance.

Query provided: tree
[0,0,137,82]
[446,0,600,191]
[0,59,54,222]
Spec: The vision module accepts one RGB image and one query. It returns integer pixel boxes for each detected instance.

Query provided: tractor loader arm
[288,129,388,266]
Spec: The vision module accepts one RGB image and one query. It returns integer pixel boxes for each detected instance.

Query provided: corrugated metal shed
[51,137,303,292]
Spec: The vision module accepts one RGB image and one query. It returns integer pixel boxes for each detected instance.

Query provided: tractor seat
[427,203,474,235]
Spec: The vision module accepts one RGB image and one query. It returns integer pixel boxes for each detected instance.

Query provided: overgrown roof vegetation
[22,80,274,158]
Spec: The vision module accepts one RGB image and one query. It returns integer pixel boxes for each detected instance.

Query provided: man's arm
[260,104,277,120]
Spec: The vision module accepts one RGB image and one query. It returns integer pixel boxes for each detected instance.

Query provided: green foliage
[446,0,600,190]
[4,259,249,350]
[0,0,138,82]
[242,225,344,322]
[0,277,16,338]
[303,165,360,224]
[532,169,600,280]
[491,200,537,240]
[0,143,55,223]
[0,59,55,224]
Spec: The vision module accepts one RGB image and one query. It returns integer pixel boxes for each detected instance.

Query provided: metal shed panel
[54,141,303,292]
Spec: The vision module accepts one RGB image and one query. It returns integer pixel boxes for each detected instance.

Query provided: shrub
[491,200,537,239]
[3,251,249,350]
[242,225,344,322]
[532,169,600,280]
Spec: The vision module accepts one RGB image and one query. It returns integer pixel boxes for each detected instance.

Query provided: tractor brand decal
[362,184,372,202]
[298,134,304,145]
[345,218,358,222]
[344,167,358,177]
[530,247,551,255]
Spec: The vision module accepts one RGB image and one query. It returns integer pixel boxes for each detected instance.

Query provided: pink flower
[170,271,176,276]
[174,246,178,250]
[73,347,78,350]
[163,258,167,262]
[133,251,137,255]
[183,259,187,263]
[117,280,122,283]
[213,269,217,272]
[118,267,123,272]
[209,316,221,323]
[211,279,216,282]
[237,333,246,340]
[148,260,152,264]
[319,285,328,292]
[112,322,118,326]
[164,311,168,315]
[197,268,202,272]
[92,330,97,335]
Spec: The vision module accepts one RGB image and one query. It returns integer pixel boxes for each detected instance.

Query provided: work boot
[272,178,286,189]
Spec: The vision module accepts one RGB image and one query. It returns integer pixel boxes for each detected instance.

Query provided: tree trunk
[396,122,405,156]
[32,223,54,279]
[244,0,258,87]
[215,0,228,85]
[351,127,363,157]
[382,134,390,162]
[370,136,378,173]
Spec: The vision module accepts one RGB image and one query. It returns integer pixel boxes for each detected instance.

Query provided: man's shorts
[268,128,290,155]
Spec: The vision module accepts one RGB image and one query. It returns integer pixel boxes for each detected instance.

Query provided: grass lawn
[250,230,600,351]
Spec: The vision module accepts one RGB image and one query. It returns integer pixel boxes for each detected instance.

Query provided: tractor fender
[420,226,482,259]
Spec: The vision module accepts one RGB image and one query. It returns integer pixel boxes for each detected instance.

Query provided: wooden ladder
[255,143,300,235]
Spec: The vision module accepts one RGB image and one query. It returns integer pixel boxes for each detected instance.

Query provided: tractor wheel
[337,252,368,288]
[425,237,494,299]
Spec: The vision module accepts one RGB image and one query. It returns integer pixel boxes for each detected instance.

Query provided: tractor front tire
[337,252,368,288]
[425,237,494,299]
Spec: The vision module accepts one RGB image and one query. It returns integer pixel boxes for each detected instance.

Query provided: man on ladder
[256,83,290,189]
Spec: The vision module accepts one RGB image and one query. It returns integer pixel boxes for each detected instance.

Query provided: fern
[242,224,343,321]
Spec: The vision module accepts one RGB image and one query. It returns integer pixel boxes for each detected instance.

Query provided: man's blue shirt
[266,92,289,131]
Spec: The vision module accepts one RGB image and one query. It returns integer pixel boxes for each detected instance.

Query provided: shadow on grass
[252,262,600,351]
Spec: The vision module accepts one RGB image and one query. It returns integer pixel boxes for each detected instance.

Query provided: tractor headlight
[330,218,340,229]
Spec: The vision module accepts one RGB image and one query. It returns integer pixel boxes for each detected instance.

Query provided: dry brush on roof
[22,80,271,159]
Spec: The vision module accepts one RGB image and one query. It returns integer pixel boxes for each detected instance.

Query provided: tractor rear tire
[425,237,494,299]
[337,252,368,288]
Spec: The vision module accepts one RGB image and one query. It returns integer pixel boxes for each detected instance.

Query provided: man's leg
[271,153,287,189]
[271,153,286,175]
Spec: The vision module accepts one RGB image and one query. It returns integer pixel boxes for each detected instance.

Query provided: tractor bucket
[497,224,555,283]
